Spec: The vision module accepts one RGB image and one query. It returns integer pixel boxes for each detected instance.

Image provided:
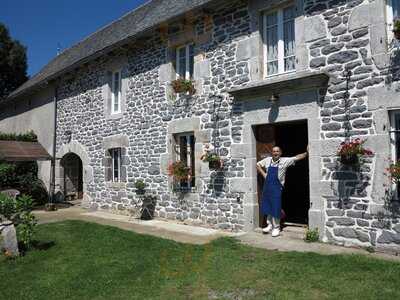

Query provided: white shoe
[271,228,280,237]
[262,224,272,234]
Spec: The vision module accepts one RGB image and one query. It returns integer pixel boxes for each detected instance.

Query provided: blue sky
[1,0,147,76]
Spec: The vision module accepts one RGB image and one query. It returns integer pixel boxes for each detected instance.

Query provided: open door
[255,121,309,227]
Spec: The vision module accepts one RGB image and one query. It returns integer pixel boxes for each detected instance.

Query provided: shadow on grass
[17,240,56,256]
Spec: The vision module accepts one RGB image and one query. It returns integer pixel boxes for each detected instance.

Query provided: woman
[256,146,308,237]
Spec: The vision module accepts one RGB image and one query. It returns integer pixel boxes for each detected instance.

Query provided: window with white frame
[110,148,122,182]
[175,44,194,79]
[387,0,400,40]
[263,6,296,76]
[174,132,195,190]
[390,110,400,197]
[111,71,121,114]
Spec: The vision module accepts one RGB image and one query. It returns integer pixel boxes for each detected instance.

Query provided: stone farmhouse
[1,0,400,251]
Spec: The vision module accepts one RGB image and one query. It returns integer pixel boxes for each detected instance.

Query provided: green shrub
[0,163,16,187]
[304,228,319,243]
[134,180,146,191]
[0,130,38,142]
[0,194,37,249]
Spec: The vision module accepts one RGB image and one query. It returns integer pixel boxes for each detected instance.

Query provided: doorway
[61,153,83,201]
[254,120,310,227]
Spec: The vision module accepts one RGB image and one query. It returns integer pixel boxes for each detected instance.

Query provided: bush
[0,161,48,206]
[0,130,38,142]
[304,228,319,243]
[0,193,37,249]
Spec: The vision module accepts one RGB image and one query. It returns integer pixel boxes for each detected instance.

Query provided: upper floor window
[111,71,121,114]
[175,44,194,80]
[263,6,296,76]
[110,148,122,182]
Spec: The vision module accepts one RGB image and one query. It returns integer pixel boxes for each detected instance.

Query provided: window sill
[106,112,123,120]
[106,182,126,189]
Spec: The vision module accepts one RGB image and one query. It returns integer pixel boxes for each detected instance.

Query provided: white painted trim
[111,148,121,183]
[175,44,194,80]
[389,110,399,197]
[387,0,395,44]
[263,5,296,77]
[111,71,121,114]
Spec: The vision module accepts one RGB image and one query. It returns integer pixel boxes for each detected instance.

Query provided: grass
[1,220,400,300]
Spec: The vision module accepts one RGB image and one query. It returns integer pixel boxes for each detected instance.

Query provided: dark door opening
[61,153,83,201]
[254,120,310,227]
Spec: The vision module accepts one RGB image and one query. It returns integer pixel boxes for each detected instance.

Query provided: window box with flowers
[167,161,192,192]
[337,138,373,165]
[171,78,196,95]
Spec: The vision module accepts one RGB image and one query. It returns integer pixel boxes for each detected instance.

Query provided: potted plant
[393,19,400,40]
[337,138,373,165]
[201,152,223,170]
[171,78,196,95]
[387,160,400,183]
[200,143,223,170]
[167,161,191,181]
[134,180,146,195]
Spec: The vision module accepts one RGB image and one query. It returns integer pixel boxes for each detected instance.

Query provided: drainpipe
[47,84,58,211]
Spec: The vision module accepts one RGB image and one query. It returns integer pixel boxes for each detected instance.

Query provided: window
[387,0,400,42]
[174,133,195,190]
[111,71,121,114]
[175,44,194,79]
[263,6,296,76]
[390,110,400,197]
[110,148,122,182]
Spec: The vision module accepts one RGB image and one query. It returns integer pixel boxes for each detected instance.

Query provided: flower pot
[209,160,221,170]
[340,154,359,165]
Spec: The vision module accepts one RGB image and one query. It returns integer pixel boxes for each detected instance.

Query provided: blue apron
[261,162,282,219]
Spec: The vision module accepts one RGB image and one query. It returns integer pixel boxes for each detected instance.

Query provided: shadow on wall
[327,158,371,210]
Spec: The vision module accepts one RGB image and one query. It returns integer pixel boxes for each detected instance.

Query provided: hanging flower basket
[393,19,400,40]
[201,150,223,170]
[337,138,373,165]
[171,79,196,95]
[340,154,359,165]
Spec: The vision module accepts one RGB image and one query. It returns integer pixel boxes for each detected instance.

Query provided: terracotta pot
[340,154,359,165]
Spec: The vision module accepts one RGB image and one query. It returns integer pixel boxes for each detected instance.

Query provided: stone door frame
[56,140,93,205]
[231,89,324,234]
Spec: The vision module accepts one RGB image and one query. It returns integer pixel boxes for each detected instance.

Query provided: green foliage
[0,161,48,206]
[0,193,36,248]
[0,130,38,142]
[0,23,28,100]
[394,19,400,32]
[0,163,15,187]
[134,179,146,191]
[304,227,319,243]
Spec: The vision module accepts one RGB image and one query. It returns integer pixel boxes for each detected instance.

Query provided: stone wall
[304,0,400,251]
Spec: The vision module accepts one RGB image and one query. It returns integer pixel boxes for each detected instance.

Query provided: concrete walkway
[33,203,400,261]
[33,204,239,245]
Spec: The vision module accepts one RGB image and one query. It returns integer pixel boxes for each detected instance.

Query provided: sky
[1,0,148,76]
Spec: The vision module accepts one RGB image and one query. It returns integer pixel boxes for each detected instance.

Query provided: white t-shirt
[256,157,296,186]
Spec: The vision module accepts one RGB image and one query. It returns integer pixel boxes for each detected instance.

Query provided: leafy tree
[0,23,28,100]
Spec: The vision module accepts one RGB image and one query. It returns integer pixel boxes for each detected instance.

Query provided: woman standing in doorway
[256,146,308,237]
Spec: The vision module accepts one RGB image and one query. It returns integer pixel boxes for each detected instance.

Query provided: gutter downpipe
[46,84,58,211]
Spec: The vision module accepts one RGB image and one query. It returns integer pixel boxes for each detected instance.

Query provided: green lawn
[1,221,400,300]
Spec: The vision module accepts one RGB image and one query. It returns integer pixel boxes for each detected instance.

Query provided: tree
[0,23,28,100]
